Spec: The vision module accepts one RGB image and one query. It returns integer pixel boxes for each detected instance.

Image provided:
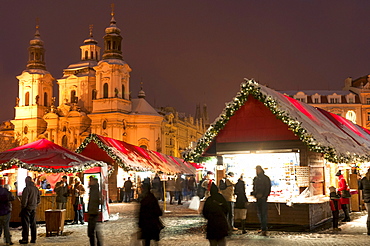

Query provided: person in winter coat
[336,170,350,222]
[220,172,237,232]
[54,176,69,209]
[234,174,248,234]
[175,174,184,205]
[0,184,15,245]
[19,176,40,244]
[71,178,85,225]
[359,169,370,235]
[202,183,229,246]
[87,177,102,246]
[201,171,215,200]
[124,177,133,203]
[166,177,176,204]
[329,186,342,231]
[252,165,271,237]
[139,183,164,246]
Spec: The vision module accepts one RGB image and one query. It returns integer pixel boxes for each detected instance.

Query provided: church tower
[11,23,54,145]
[92,6,132,114]
[57,25,100,113]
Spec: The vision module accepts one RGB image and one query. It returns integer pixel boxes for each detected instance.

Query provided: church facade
[3,11,207,156]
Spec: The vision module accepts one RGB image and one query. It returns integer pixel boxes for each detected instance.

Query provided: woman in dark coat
[234,175,248,234]
[359,169,370,235]
[139,183,163,246]
[202,183,229,246]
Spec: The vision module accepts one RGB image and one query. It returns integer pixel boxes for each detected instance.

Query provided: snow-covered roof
[185,79,370,163]
[66,61,98,70]
[280,90,352,96]
[131,98,160,116]
[98,59,127,66]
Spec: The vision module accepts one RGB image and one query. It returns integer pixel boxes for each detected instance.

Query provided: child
[329,186,342,231]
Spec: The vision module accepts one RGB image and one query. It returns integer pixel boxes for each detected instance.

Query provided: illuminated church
[3,10,208,156]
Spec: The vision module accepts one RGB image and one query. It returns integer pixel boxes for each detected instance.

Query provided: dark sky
[1,1,370,124]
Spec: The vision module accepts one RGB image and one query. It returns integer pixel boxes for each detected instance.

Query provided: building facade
[282,76,370,129]
[2,11,207,155]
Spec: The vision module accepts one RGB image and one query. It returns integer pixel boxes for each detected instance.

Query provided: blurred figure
[336,170,351,222]
[187,175,196,199]
[87,177,102,246]
[139,183,164,246]
[71,177,85,225]
[124,177,133,203]
[234,174,248,234]
[197,174,207,200]
[359,169,370,235]
[175,174,184,205]
[166,177,176,204]
[0,184,15,245]
[201,171,215,200]
[19,176,40,244]
[151,174,161,200]
[252,165,271,237]
[202,183,229,246]
[329,186,342,232]
[220,172,237,232]
[54,175,69,209]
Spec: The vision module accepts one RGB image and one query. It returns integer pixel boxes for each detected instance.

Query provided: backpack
[219,179,227,190]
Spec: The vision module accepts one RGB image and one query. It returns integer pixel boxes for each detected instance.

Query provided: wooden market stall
[76,134,196,202]
[0,138,107,223]
[185,79,370,230]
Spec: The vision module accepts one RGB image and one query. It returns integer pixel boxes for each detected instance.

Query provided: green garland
[184,79,370,164]
[0,158,104,173]
[76,133,148,172]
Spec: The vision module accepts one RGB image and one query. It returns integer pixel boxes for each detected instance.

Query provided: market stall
[76,134,196,201]
[0,138,107,222]
[185,79,370,230]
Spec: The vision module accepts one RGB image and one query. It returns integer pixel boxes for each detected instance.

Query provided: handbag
[77,203,83,210]
[341,189,351,198]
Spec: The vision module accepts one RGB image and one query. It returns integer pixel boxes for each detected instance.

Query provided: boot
[241,220,247,234]
[367,221,370,235]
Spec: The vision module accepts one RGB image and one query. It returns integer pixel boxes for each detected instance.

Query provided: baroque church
[0,10,208,156]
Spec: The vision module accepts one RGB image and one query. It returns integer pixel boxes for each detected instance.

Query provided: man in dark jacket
[19,176,40,244]
[359,169,370,235]
[88,177,102,246]
[252,165,271,236]
[123,177,133,203]
[0,184,15,245]
[54,176,69,209]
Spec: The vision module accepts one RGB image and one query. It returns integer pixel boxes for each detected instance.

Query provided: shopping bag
[341,190,351,198]
[188,196,200,210]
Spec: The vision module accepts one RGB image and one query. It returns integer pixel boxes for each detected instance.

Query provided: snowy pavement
[5,201,370,246]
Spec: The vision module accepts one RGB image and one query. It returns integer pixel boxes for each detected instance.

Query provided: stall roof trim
[0,138,105,173]
[184,79,370,164]
[76,134,196,174]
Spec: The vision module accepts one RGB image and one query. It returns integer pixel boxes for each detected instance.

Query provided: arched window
[91,51,94,59]
[140,145,148,150]
[103,83,108,98]
[85,51,88,60]
[44,92,48,106]
[30,52,34,60]
[25,92,30,106]
[113,41,116,50]
[95,51,98,60]
[62,135,68,148]
[122,85,125,99]
[92,89,97,100]
[70,90,77,103]
[107,41,111,50]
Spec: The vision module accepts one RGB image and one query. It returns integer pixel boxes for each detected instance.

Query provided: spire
[81,25,100,61]
[138,81,146,98]
[103,4,123,60]
[27,18,46,70]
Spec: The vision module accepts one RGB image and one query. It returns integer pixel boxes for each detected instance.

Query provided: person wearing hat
[336,170,351,222]
[329,186,342,231]
[251,165,271,237]
[220,172,237,232]
[201,171,215,200]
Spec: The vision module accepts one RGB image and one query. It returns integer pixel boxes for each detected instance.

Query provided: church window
[35,52,39,60]
[102,120,107,130]
[367,98,370,105]
[62,135,68,148]
[23,126,28,134]
[91,51,94,59]
[140,145,147,150]
[118,43,121,51]
[30,52,34,60]
[85,51,88,60]
[95,51,98,60]
[25,92,30,106]
[44,92,48,106]
[107,41,111,50]
[314,98,319,103]
[103,83,108,98]
[113,41,116,49]
[92,89,97,100]
[71,90,77,103]
[122,85,125,99]
[368,112,370,121]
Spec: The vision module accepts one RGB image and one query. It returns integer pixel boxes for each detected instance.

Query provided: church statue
[15,97,20,107]
[35,95,39,105]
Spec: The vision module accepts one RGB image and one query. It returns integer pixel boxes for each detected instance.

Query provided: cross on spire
[89,24,93,37]
[111,3,115,17]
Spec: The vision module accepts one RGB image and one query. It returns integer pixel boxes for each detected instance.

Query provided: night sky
[1,1,370,124]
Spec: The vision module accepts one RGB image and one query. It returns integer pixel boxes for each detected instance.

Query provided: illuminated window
[44,92,48,106]
[345,110,356,124]
[103,83,108,98]
[25,92,30,106]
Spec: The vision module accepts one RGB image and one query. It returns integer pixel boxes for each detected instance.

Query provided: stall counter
[11,192,74,223]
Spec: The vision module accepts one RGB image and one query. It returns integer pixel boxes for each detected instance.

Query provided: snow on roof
[185,79,370,163]
[66,61,98,70]
[131,98,160,116]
